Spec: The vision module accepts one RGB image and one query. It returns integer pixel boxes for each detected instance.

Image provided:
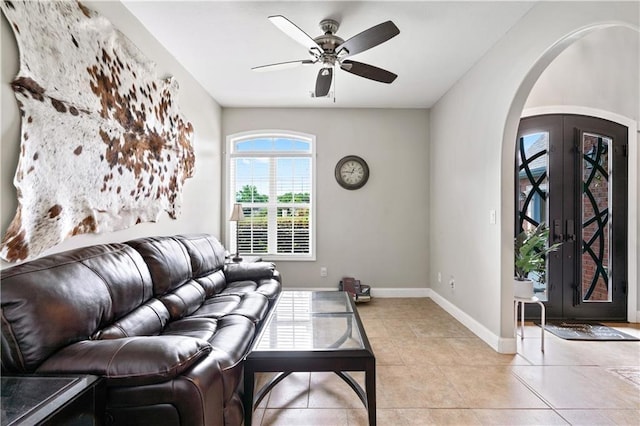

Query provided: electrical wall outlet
[437,272,442,283]
[449,276,455,289]
[320,267,328,277]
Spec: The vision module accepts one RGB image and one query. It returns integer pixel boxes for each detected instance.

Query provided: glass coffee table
[243,291,376,425]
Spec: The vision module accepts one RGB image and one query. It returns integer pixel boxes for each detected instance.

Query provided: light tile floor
[251,297,640,425]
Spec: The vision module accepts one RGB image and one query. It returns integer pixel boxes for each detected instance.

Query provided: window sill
[257,255,316,262]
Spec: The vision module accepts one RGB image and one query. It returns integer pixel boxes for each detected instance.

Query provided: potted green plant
[514,223,561,298]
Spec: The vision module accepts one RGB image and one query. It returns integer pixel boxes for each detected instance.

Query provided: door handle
[553,219,564,242]
[566,219,575,242]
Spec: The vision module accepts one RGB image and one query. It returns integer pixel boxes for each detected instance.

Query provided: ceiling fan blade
[336,21,399,58]
[252,59,315,72]
[315,67,333,97]
[340,60,397,83]
[268,15,322,53]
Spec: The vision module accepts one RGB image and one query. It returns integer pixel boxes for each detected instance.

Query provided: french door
[516,114,628,321]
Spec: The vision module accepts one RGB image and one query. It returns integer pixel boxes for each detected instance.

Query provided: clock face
[335,155,369,190]
[340,160,365,184]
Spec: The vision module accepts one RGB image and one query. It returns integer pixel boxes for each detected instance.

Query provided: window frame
[225,130,316,261]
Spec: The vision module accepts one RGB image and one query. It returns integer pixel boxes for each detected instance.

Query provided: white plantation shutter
[227,132,315,260]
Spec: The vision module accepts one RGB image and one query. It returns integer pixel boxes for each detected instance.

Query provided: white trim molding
[429,290,516,354]
[284,286,430,298]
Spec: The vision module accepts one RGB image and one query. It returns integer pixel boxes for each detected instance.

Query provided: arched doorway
[500,23,639,339]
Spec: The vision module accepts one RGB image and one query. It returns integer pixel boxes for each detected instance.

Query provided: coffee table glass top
[254,291,364,351]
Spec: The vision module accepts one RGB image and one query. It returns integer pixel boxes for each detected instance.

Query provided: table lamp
[229,203,244,262]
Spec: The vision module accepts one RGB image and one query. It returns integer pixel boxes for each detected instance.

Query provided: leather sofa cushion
[191,293,269,323]
[227,293,269,323]
[189,294,242,319]
[194,270,227,297]
[37,336,212,386]
[1,244,153,372]
[206,315,255,402]
[219,280,257,296]
[219,278,281,301]
[126,236,192,296]
[93,299,170,339]
[177,234,226,278]
[224,262,276,282]
[159,280,206,320]
[256,278,282,301]
[163,318,219,342]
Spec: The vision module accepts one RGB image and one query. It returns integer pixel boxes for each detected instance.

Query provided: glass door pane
[581,133,612,302]
[517,132,550,298]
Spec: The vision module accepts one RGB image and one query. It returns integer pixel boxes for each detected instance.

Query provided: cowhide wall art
[0,1,195,262]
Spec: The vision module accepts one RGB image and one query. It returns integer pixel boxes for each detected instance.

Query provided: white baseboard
[283,286,430,298]
[428,290,516,354]
[497,337,518,354]
[284,287,340,292]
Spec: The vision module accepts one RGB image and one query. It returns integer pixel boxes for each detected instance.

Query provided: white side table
[514,296,545,352]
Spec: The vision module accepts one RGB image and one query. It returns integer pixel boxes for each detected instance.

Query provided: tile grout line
[510,368,557,412]
[306,371,311,409]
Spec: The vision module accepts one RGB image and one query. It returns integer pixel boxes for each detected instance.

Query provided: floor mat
[538,321,640,341]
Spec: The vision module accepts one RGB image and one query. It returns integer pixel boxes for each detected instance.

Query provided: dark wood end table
[1,374,105,425]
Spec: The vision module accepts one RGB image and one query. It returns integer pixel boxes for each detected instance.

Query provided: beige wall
[525,27,639,121]
[223,108,429,292]
[1,1,222,267]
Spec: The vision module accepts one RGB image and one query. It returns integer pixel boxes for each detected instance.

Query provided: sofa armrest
[224,261,277,282]
[36,336,212,386]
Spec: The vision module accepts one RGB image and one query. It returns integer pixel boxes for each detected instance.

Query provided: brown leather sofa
[1,234,281,425]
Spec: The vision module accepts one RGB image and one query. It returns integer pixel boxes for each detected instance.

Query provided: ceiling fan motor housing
[313,19,345,66]
[319,19,339,35]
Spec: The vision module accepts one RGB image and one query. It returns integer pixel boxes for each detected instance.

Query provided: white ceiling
[123,1,536,109]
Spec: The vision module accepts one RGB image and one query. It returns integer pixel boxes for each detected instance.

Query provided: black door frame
[516,114,628,321]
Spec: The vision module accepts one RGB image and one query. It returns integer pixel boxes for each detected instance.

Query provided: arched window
[226,131,315,260]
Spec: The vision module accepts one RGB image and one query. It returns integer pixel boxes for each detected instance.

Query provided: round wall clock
[335,155,370,190]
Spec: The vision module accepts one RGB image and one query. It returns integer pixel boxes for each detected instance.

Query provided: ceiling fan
[252,15,400,97]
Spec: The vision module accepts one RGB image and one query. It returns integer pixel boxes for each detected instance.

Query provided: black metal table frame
[242,292,376,426]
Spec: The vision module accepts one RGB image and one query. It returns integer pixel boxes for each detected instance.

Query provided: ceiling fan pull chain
[333,65,337,103]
